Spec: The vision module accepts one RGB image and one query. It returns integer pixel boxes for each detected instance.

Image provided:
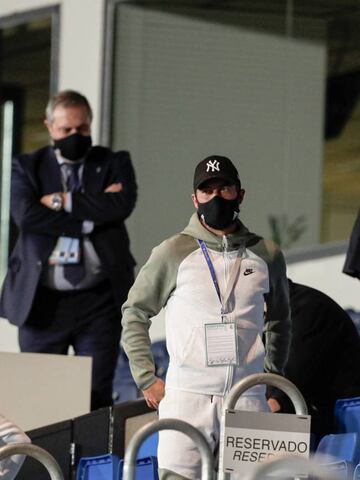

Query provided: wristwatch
[51,193,63,211]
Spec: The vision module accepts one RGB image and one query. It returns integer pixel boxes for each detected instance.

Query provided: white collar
[54,148,84,166]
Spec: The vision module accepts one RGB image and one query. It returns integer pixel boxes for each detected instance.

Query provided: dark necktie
[67,162,82,193]
[63,163,86,286]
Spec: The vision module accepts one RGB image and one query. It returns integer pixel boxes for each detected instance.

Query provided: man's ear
[191,192,199,210]
[44,119,52,136]
[238,188,245,205]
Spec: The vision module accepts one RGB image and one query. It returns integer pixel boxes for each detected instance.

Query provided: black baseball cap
[193,155,241,191]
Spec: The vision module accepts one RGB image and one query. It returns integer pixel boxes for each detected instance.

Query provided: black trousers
[18,281,122,411]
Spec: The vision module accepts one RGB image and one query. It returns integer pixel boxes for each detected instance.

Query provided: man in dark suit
[0,90,137,410]
[268,280,360,441]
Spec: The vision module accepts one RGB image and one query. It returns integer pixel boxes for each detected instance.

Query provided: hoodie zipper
[222,235,234,397]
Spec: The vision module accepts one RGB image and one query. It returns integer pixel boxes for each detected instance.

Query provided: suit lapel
[82,147,106,192]
[37,147,106,193]
[38,147,63,194]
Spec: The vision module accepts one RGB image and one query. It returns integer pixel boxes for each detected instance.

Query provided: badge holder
[198,239,244,367]
[205,321,239,367]
[48,237,81,265]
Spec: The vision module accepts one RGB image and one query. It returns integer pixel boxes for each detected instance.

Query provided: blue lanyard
[198,239,243,318]
[198,240,222,307]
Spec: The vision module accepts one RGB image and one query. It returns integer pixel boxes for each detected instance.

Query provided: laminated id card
[48,236,81,265]
[205,322,238,367]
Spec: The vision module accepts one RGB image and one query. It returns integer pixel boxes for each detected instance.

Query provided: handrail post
[218,373,308,480]
[0,443,64,480]
[248,454,340,480]
[123,418,215,480]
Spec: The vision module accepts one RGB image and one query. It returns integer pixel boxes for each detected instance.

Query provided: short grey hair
[45,90,93,123]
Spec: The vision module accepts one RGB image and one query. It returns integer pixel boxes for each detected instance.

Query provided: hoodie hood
[181,213,261,252]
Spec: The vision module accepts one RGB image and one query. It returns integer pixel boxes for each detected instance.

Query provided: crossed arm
[11,151,137,235]
[39,182,123,209]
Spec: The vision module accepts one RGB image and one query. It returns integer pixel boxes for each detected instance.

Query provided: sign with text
[223,409,311,477]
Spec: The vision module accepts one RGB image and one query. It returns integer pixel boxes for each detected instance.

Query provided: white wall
[0,0,106,142]
[287,252,360,310]
[0,320,18,352]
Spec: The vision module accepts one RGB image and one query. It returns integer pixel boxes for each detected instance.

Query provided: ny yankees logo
[206,160,220,172]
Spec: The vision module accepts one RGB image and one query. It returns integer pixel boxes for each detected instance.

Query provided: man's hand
[267,397,281,413]
[40,192,64,209]
[142,378,165,410]
[104,183,123,193]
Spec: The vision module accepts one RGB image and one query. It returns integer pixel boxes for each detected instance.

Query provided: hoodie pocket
[178,326,207,368]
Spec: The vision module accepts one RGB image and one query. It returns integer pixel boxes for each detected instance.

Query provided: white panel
[0,319,18,352]
[112,5,326,269]
[59,0,104,140]
[0,352,91,431]
[287,254,360,310]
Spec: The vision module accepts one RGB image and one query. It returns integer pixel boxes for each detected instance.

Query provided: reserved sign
[222,410,311,476]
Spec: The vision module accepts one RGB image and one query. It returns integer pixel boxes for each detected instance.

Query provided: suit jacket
[0,145,137,326]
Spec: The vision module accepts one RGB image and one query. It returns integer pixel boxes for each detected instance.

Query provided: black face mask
[53,133,92,161]
[197,196,239,230]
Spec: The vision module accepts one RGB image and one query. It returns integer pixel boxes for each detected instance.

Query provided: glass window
[0,14,55,281]
[322,12,360,243]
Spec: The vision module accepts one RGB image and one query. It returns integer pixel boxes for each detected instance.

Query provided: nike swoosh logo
[244,269,254,276]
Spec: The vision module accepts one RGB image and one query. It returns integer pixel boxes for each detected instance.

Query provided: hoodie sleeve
[121,235,195,390]
[262,240,291,377]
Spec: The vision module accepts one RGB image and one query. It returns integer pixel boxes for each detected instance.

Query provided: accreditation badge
[48,236,81,265]
[205,322,239,367]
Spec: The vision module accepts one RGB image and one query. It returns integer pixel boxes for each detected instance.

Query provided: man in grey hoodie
[122,155,291,479]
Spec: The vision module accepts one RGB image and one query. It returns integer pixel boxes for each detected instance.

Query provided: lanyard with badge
[198,239,243,367]
[48,162,83,266]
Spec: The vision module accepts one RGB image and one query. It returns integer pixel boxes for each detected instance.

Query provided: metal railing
[218,373,308,480]
[122,418,215,480]
[248,454,340,480]
[0,443,64,480]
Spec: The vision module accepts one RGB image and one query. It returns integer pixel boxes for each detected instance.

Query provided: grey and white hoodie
[121,213,290,397]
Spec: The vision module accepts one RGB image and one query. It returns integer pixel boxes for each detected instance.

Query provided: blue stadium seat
[316,433,360,464]
[76,453,159,480]
[345,309,360,336]
[336,404,360,436]
[315,432,360,479]
[335,397,360,417]
[112,349,140,404]
[335,397,360,432]
[343,406,360,437]
[118,456,159,479]
[118,432,158,478]
[137,433,159,459]
[321,460,354,480]
[76,454,121,480]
